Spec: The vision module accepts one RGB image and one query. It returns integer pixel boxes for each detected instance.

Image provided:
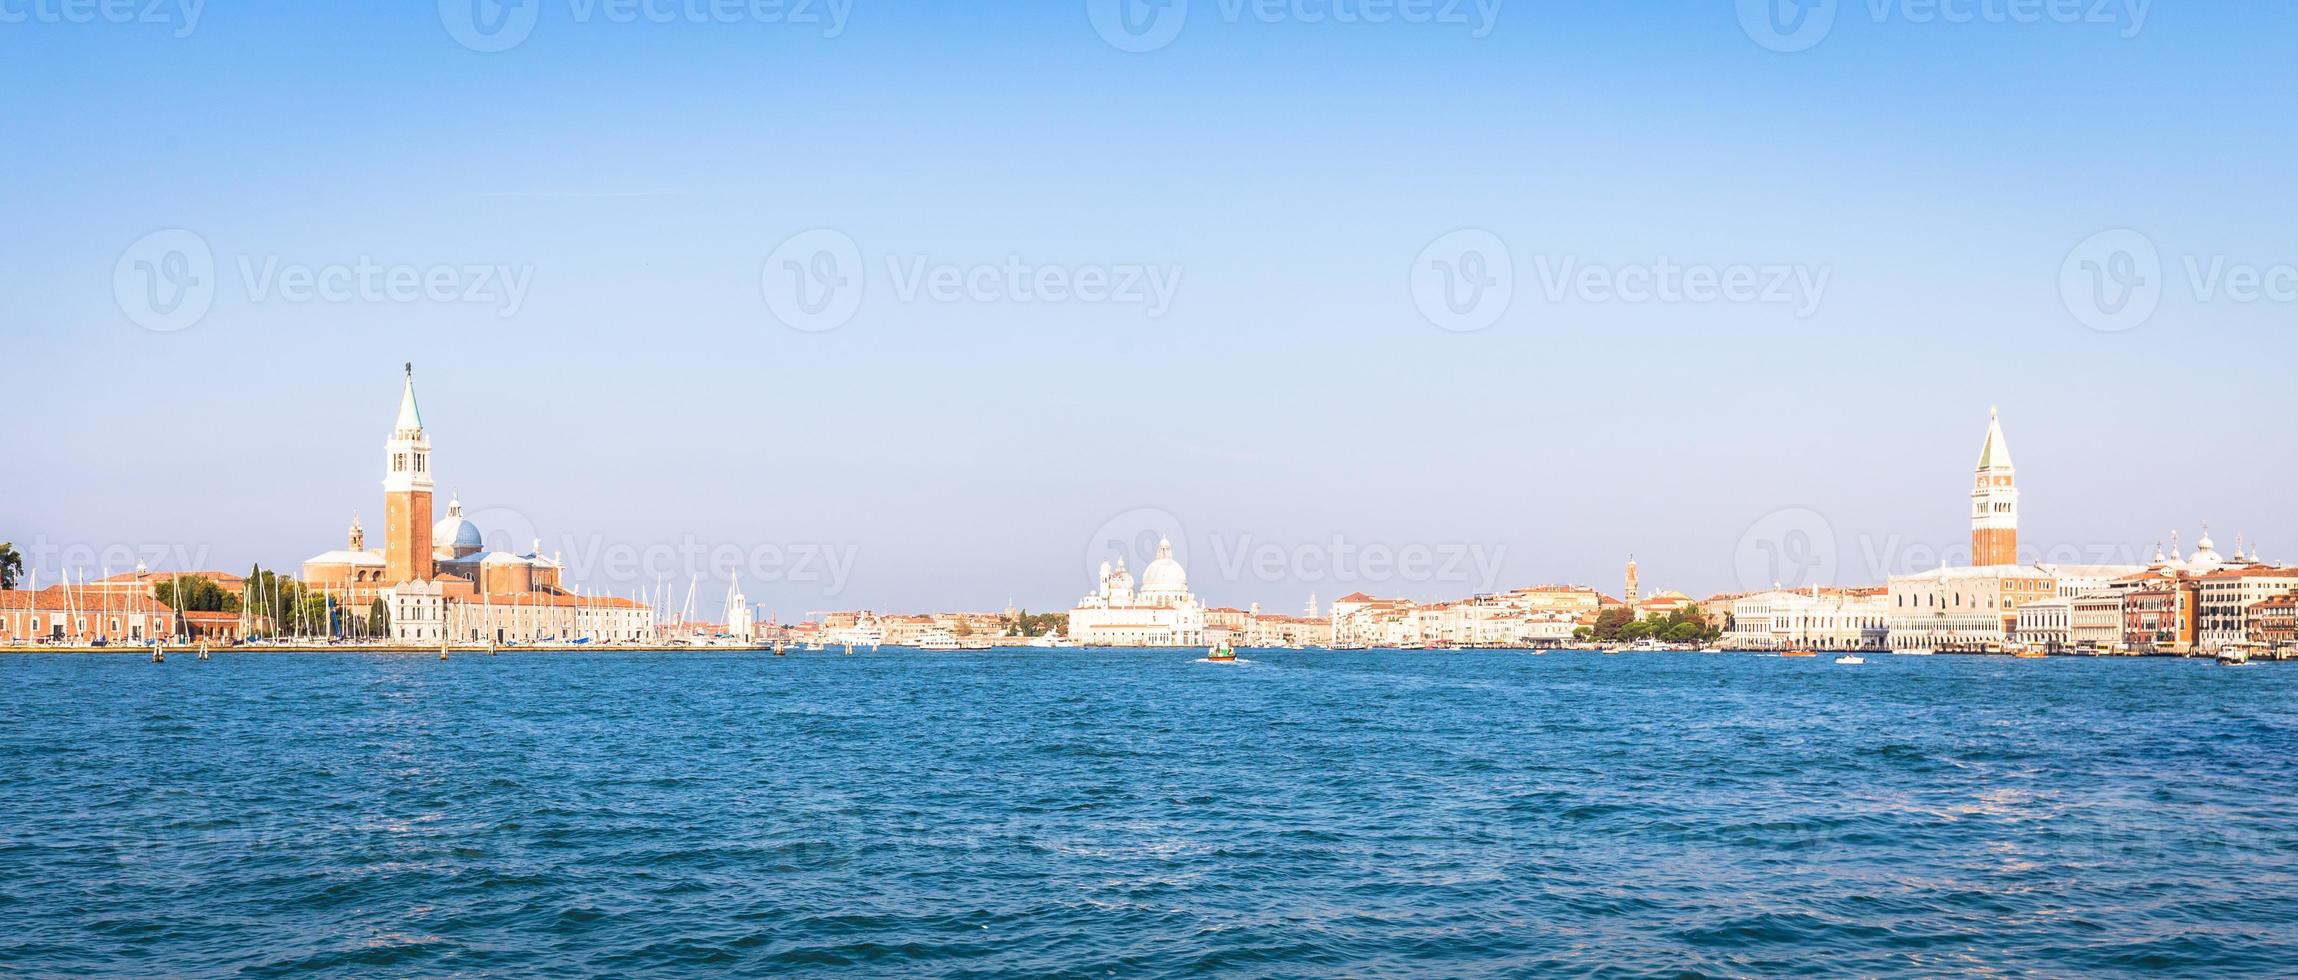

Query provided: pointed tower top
[394,367,424,435]
[1976,408,2013,471]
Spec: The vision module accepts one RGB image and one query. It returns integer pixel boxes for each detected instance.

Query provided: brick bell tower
[1970,407,2019,567]
[382,363,435,584]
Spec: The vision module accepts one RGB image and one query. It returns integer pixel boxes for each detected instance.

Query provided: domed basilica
[1068,536,1206,647]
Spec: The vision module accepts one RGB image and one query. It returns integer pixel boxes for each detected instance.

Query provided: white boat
[1834,654,1866,665]
[917,628,961,651]
[2216,647,2252,666]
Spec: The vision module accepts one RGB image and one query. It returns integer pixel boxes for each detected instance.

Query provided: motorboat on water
[1834,654,1866,665]
[2216,647,2253,666]
[917,628,962,651]
[1780,649,1817,658]
[1206,642,1238,663]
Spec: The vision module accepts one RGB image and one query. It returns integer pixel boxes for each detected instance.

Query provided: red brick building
[2250,595,2297,655]
[2123,575,2198,654]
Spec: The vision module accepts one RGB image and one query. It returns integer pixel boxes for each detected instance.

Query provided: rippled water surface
[4,649,2297,976]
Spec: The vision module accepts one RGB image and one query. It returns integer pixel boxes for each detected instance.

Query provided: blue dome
[433,495,485,554]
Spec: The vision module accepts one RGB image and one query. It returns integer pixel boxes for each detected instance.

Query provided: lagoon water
[3,649,2296,976]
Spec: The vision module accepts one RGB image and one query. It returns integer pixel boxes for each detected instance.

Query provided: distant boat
[917,629,962,651]
[2012,649,2048,659]
[2216,647,2251,666]
[1205,642,1237,663]
[1781,649,1817,658]
[1834,654,1866,665]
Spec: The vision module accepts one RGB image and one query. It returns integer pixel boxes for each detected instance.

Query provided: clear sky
[4,1,2295,620]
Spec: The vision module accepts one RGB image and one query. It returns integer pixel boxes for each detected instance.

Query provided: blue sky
[4,1,2295,619]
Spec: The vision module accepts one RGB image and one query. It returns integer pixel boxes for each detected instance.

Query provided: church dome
[2189,527,2223,568]
[1139,537,1189,594]
[433,494,484,558]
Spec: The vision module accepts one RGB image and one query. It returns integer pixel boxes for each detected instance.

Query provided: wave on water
[3,650,2295,976]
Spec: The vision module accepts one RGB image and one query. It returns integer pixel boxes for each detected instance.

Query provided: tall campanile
[1970,407,2019,567]
[383,364,436,584]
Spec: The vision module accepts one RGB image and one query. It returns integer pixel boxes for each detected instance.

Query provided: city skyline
[7,4,2297,616]
[2,368,2267,625]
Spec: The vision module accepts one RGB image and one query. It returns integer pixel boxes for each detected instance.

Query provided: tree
[241,564,319,637]
[1588,606,1637,642]
[0,541,21,590]
[1002,610,1068,638]
[367,599,391,638]
[155,575,239,613]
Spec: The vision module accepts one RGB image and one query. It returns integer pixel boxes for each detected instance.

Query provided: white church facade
[1069,537,1206,647]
